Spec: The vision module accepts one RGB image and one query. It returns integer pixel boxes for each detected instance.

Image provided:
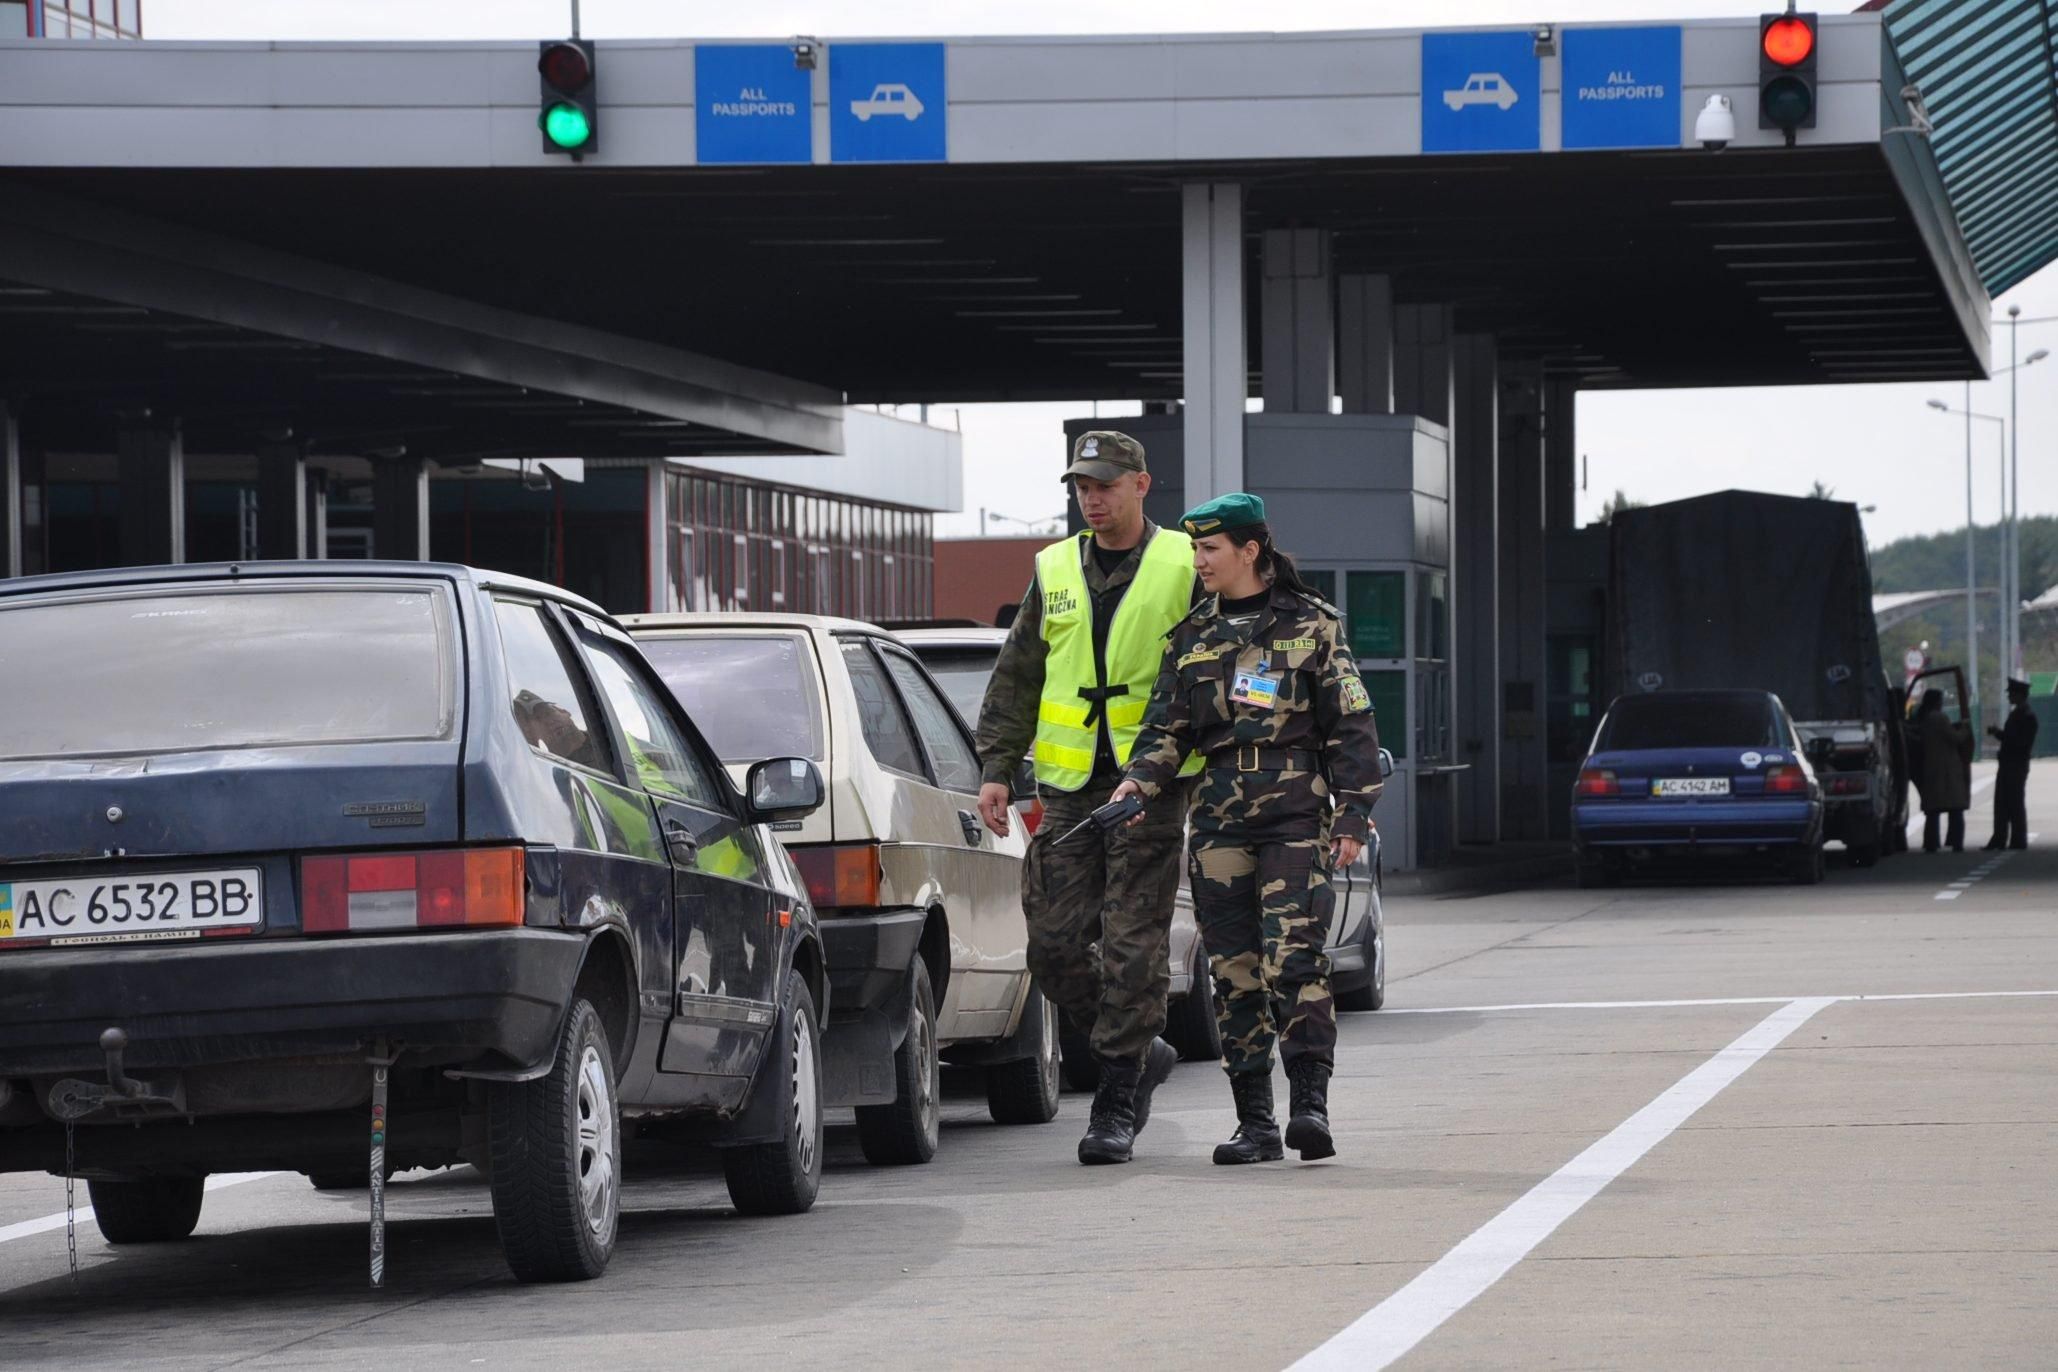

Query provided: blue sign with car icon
[831,42,947,163]
[1421,31,1540,153]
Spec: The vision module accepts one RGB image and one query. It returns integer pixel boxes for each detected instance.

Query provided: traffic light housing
[1758,12,1817,143]
[538,39,597,157]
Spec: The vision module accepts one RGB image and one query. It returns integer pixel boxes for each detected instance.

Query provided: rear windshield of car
[0,584,457,761]
[905,647,998,726]
[637,633,826,763]
[1597,695,1783,752]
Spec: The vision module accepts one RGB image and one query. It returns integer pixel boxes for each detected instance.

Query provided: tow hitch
[47,1029,186,1121]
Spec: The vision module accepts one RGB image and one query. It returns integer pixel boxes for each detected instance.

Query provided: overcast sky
[149,0,2058,553]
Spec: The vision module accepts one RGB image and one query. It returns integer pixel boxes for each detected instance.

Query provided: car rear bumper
[1574,799,1818,848]
[818,908,924,1018]
[0,929,584,1079]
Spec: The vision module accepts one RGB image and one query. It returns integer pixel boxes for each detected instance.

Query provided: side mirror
[1378,748,1396,779]
[1013,756,1036,800]
[746,757,825,823]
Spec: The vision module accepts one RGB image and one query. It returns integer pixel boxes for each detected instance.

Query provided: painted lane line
[0,1171,281,1246]
[1934,847,2017,901]
[1288,998,1838,1372]
[1379,989,2058,1015]
[1935,891,1963,901]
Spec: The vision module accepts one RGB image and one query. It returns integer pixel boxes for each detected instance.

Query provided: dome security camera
[1695,93,1736,151]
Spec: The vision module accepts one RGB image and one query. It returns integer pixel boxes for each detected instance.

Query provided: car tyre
[486,996,619,1282]
[855,958,941,1165]
[723,970,824,1216]
[1166,942,1224,1060]
[1337,918,1385,1013]
[985,986,1062,1125]
[87,1176,204,1244]
[1789,842,1826,886]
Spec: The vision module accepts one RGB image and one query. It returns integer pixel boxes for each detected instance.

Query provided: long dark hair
[1230,521,1320,602]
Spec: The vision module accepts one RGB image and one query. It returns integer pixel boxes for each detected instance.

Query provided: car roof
[1611,689,1781,707]
[622,610,885,637]
[0,559,610,618]
[893,626,1008,649]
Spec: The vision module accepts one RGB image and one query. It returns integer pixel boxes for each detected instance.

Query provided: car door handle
[957,810,984,847]
[665,820,700,855]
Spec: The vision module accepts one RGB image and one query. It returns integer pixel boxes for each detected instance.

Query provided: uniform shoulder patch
[1340,675,1372,714]
[1177,645,1229,670]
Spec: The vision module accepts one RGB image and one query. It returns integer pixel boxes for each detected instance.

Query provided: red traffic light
[539,41,593,93]
[1762,15,1814,67]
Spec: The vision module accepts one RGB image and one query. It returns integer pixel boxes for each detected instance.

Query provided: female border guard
[1109,494,1383,1163]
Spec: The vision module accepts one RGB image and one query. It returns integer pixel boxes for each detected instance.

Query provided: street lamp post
[1927,397,2007,731]
[1999,322,2048,685]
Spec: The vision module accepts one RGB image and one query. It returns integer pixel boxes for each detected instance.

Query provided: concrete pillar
[117,418,185,567]
[305,469,329,559]
[1181,182,1246,502]
[1393,303,1454,428]
[255,437,307,560]
[1260,228,1334,415]
[645,459,669,612]
[1544,376,1579,534]
[1451,333,1499,845]
[372,456,429,561]
[1337,274,1395,415]
[0,400,20,579]
[1498,360,1549,841]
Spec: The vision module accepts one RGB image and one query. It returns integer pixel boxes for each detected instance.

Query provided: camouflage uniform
[975,517,1200,1065]
[1125,585,1383,1076]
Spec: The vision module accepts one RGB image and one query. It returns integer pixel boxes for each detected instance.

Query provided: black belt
[1208,746,1321,774]
[1076,683,1130,729]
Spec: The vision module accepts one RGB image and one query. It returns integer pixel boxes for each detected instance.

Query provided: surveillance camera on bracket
[792,37,820,71]
[1695,93,1736,150]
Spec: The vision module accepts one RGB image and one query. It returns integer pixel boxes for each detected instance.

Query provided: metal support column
[1393,304,1455,429]
[306,469,329,559]
[1260,228,1334,415]
[0,400,20,579]
[116,418,185,567]
[1452,333,1500,845]
[1544,376,1578,534]
[255,437,307,560]
[371,456,429,562]
[1498,360,1548,841]
[1181,182,1246,503]
[646,459,669,612]
[1337,274,1395,415]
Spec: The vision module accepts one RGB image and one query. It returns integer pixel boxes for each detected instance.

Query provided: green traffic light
[543,102,593,150]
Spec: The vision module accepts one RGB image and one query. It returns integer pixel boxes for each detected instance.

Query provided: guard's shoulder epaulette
[1165,596,1216,638]
[1296,591,1343,621]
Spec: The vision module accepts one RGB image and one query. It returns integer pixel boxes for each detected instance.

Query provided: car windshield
[0,584,457,761]
[638,633,826,763]
[904,646,997,725]
[1598,695,1782,752]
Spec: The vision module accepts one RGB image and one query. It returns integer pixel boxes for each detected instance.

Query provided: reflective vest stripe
[1032,528,1201,792]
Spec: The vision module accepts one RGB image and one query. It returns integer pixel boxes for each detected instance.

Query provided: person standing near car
[1915,688,1973,853]
[1985,677,2039,850]
[974,430,1202,1166]
[1110,493,1383,1165]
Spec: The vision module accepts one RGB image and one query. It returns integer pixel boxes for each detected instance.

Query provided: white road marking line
[1934,846,2017,901]
[1379,989,2058,1015]
[0,1171,281,1246]
[1289,998,1837,1372]
[1935,891,1964,901]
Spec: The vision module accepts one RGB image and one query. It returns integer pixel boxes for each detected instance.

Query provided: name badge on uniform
[1230,670,1280,708]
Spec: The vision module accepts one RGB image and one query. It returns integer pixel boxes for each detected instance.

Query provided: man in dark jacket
[1984,678,2040,850]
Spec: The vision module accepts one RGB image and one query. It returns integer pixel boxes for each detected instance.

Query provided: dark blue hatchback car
[1572,688,1825,887]
[0,562,832,1282]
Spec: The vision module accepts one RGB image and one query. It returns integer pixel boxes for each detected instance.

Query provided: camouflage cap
[1061,430,1147,484]
[1180,492,1266,536]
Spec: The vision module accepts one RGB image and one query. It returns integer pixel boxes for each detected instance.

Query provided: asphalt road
[4,766,2054,1370]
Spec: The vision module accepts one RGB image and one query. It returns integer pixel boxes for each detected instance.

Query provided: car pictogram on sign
[850,83,925,122]
[1443,73,1519,111]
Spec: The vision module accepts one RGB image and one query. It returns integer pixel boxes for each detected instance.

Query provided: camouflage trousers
[1021,775,1190,1064]
[1189,836,1335,1076]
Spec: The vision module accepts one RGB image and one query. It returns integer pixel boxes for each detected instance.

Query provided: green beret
[1180,492,1266,537]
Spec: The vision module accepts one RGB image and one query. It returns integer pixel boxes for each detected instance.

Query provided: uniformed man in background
[1113,493,1383,1165]
[974,430,1201,1166]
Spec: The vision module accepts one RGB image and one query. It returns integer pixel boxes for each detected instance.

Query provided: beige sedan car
[624,614,1058,1165]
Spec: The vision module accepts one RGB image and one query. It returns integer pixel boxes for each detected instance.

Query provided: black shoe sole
[1212,1143,1285,1165]
[1285,1116,1335,1161]
[1131,1040,1179,1135]
[1078,1145,1133,1166]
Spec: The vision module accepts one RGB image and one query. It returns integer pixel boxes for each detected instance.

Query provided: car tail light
[302,847,525,934]
[1575,769,1619,798]
[1765,765,1809,796]
[1020,798,1045,836]
[1820,772,1867,797]
[788,842,883,909]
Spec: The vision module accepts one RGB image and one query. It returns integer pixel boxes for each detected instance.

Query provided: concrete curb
[1382,850,1576,899]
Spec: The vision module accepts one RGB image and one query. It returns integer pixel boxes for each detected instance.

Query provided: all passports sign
[696,45,812,164]
[1561,27,1682,149]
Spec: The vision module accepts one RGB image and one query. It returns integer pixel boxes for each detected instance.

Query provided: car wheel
[486,996,619,1282]
[1058,1015,1100,1092]
[87,1176,204,1244]
[855,957,941,1165]
[722,970,824,1216]
[1337,918,1384,1013]
[985,985,1062,1125]
[1789,842,1826,886]
[1166,942,1224,1060]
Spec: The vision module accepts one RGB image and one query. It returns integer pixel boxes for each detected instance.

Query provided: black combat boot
[1130,1036,1179,1135]
[1212,1071,1284,1165]
[1284,1059,1335,1161]
[1077,1057,1141,1165]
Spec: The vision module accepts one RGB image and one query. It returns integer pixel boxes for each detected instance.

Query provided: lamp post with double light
[1926,397,2005,731]
[2002,313,2048,683]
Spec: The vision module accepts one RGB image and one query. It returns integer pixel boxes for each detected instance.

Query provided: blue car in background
[1572,688,1824,887]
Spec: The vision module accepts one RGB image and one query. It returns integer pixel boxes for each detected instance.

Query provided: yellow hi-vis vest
[1033,528,1203,792]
